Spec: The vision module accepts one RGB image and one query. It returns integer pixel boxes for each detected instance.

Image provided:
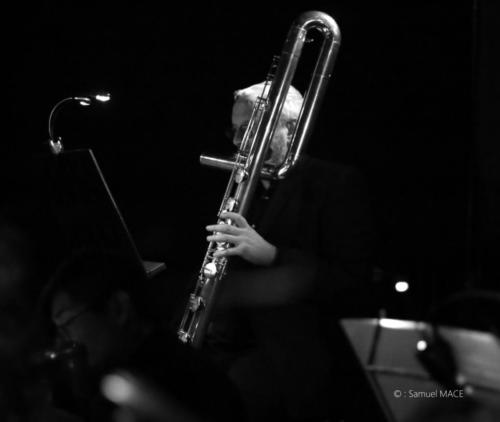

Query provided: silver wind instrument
[178,10,341,347]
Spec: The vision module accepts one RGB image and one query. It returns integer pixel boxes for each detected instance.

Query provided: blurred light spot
[95,93,111,102]
[416,340,427,351]
[379,319,415,330]
[101,373,135,404]
[395,281,409,293]
[456,373,467,386]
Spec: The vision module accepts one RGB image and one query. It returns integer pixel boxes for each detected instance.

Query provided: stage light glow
[74,96,91,106]
[46,351,57,360]
[395,281,409,293]
[95,93,111,102]
[416,340,427,351]
[101,373,135,404]
[378,318,417,330]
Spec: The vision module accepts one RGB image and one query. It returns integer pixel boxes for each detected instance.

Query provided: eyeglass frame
[54,305,94,341]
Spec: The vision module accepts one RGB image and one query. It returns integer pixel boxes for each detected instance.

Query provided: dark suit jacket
[208,156,374,421]
[253,156,373,306]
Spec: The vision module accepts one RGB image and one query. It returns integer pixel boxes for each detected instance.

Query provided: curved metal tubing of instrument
[200,11,341,182]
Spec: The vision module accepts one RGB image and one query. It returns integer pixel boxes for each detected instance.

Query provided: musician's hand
[206,212,277,266]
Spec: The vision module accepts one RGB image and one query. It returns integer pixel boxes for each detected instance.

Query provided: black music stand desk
[341,318,500,422]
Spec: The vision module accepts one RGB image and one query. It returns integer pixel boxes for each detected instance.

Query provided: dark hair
[41,250,148,315]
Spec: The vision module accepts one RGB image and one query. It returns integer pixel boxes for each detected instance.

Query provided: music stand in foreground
[341,318,500,422]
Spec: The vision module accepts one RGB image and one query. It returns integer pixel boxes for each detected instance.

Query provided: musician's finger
[219,212,248,228]
[206,233,239,244]
[213,244,244,258]
[206,224,241,234]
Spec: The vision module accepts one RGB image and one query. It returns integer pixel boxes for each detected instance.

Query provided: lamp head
[47,92,111,154]
[74,93,111,106]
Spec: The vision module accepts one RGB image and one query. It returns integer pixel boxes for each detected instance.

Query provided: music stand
[341,318,500,422]
[48,148,165,278]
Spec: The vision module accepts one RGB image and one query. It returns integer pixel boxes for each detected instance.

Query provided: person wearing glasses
[44,251,245,422]
[202,82,375,422]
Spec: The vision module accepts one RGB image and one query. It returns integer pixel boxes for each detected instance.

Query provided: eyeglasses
[55,305,92,341]
[225,124,251,142]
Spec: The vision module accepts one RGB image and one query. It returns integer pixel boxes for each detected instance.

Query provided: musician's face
[51,291,121,368]
[231,98,291,166]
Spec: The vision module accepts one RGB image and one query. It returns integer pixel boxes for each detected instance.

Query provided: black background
[4,1,497,319]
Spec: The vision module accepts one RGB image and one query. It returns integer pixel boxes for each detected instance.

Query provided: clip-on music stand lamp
[46,94,165,278]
